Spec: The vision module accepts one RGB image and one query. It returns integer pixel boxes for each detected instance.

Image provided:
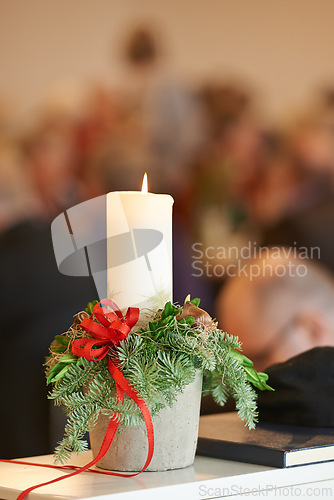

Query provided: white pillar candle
[106,184,174,311]
[51,176,173,311]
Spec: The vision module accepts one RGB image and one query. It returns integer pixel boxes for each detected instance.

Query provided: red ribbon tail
[16,415,120,500]
[116,382,125,403]
[16,358,155,499]
[107,357,155,472]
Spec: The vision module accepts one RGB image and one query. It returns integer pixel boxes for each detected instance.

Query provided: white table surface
[1,451,334,500]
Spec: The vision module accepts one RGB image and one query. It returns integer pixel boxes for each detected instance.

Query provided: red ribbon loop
[72,299,140,361]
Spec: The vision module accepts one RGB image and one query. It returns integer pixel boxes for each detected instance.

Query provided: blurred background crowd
[2,0,334,458]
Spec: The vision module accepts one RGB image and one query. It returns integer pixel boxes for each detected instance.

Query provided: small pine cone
[176,302,213,328]
[73,310,89,327]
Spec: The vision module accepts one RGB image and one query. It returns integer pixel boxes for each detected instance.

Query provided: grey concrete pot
[89,372,202,471]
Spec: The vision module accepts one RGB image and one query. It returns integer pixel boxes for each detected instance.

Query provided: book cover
[197,412,334,468]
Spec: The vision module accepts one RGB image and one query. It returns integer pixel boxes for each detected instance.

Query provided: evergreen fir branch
[219,354,258,429]
[49,358,110,403]
[212,379,232,407]
[212,329,242,351]
[157,351,196,389]
[86,372,115,404]
[59,391,87,411]
[122,356,164,406]
[234,383,258,429]
[116,334,145,370]
[203,369,232,406]
[102,400,143,429]
[54,401,100,463]
[191,345,217,370]
[152,320,217,370]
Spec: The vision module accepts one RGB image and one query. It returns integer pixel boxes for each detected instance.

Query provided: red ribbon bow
[15,299,154,500]
[72,299,140,361]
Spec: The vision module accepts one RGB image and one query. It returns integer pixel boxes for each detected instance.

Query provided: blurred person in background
[22,118,83,220]
[75,84,129,177]
[188,82,268,299]
[80,138,155,197]
[0,141,42,232]
[216,250,334,372]
[76,86,117,160]
[119,24,205,200]
[0,138,96,459]
[215,249,334,427]
[256,105,334,274]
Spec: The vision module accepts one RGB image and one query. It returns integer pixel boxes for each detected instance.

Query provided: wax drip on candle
[141,173,148,193]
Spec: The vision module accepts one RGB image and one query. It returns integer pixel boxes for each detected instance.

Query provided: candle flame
[141,173,148,193]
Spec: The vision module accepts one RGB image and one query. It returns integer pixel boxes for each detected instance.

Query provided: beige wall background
[1,0,334,127]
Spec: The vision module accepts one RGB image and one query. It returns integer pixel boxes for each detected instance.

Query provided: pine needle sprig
[54,402,99,463]
[49,358,109,404]
[157,351,196,389]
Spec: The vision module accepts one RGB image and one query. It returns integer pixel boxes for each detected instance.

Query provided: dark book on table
[197,412,334,468]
